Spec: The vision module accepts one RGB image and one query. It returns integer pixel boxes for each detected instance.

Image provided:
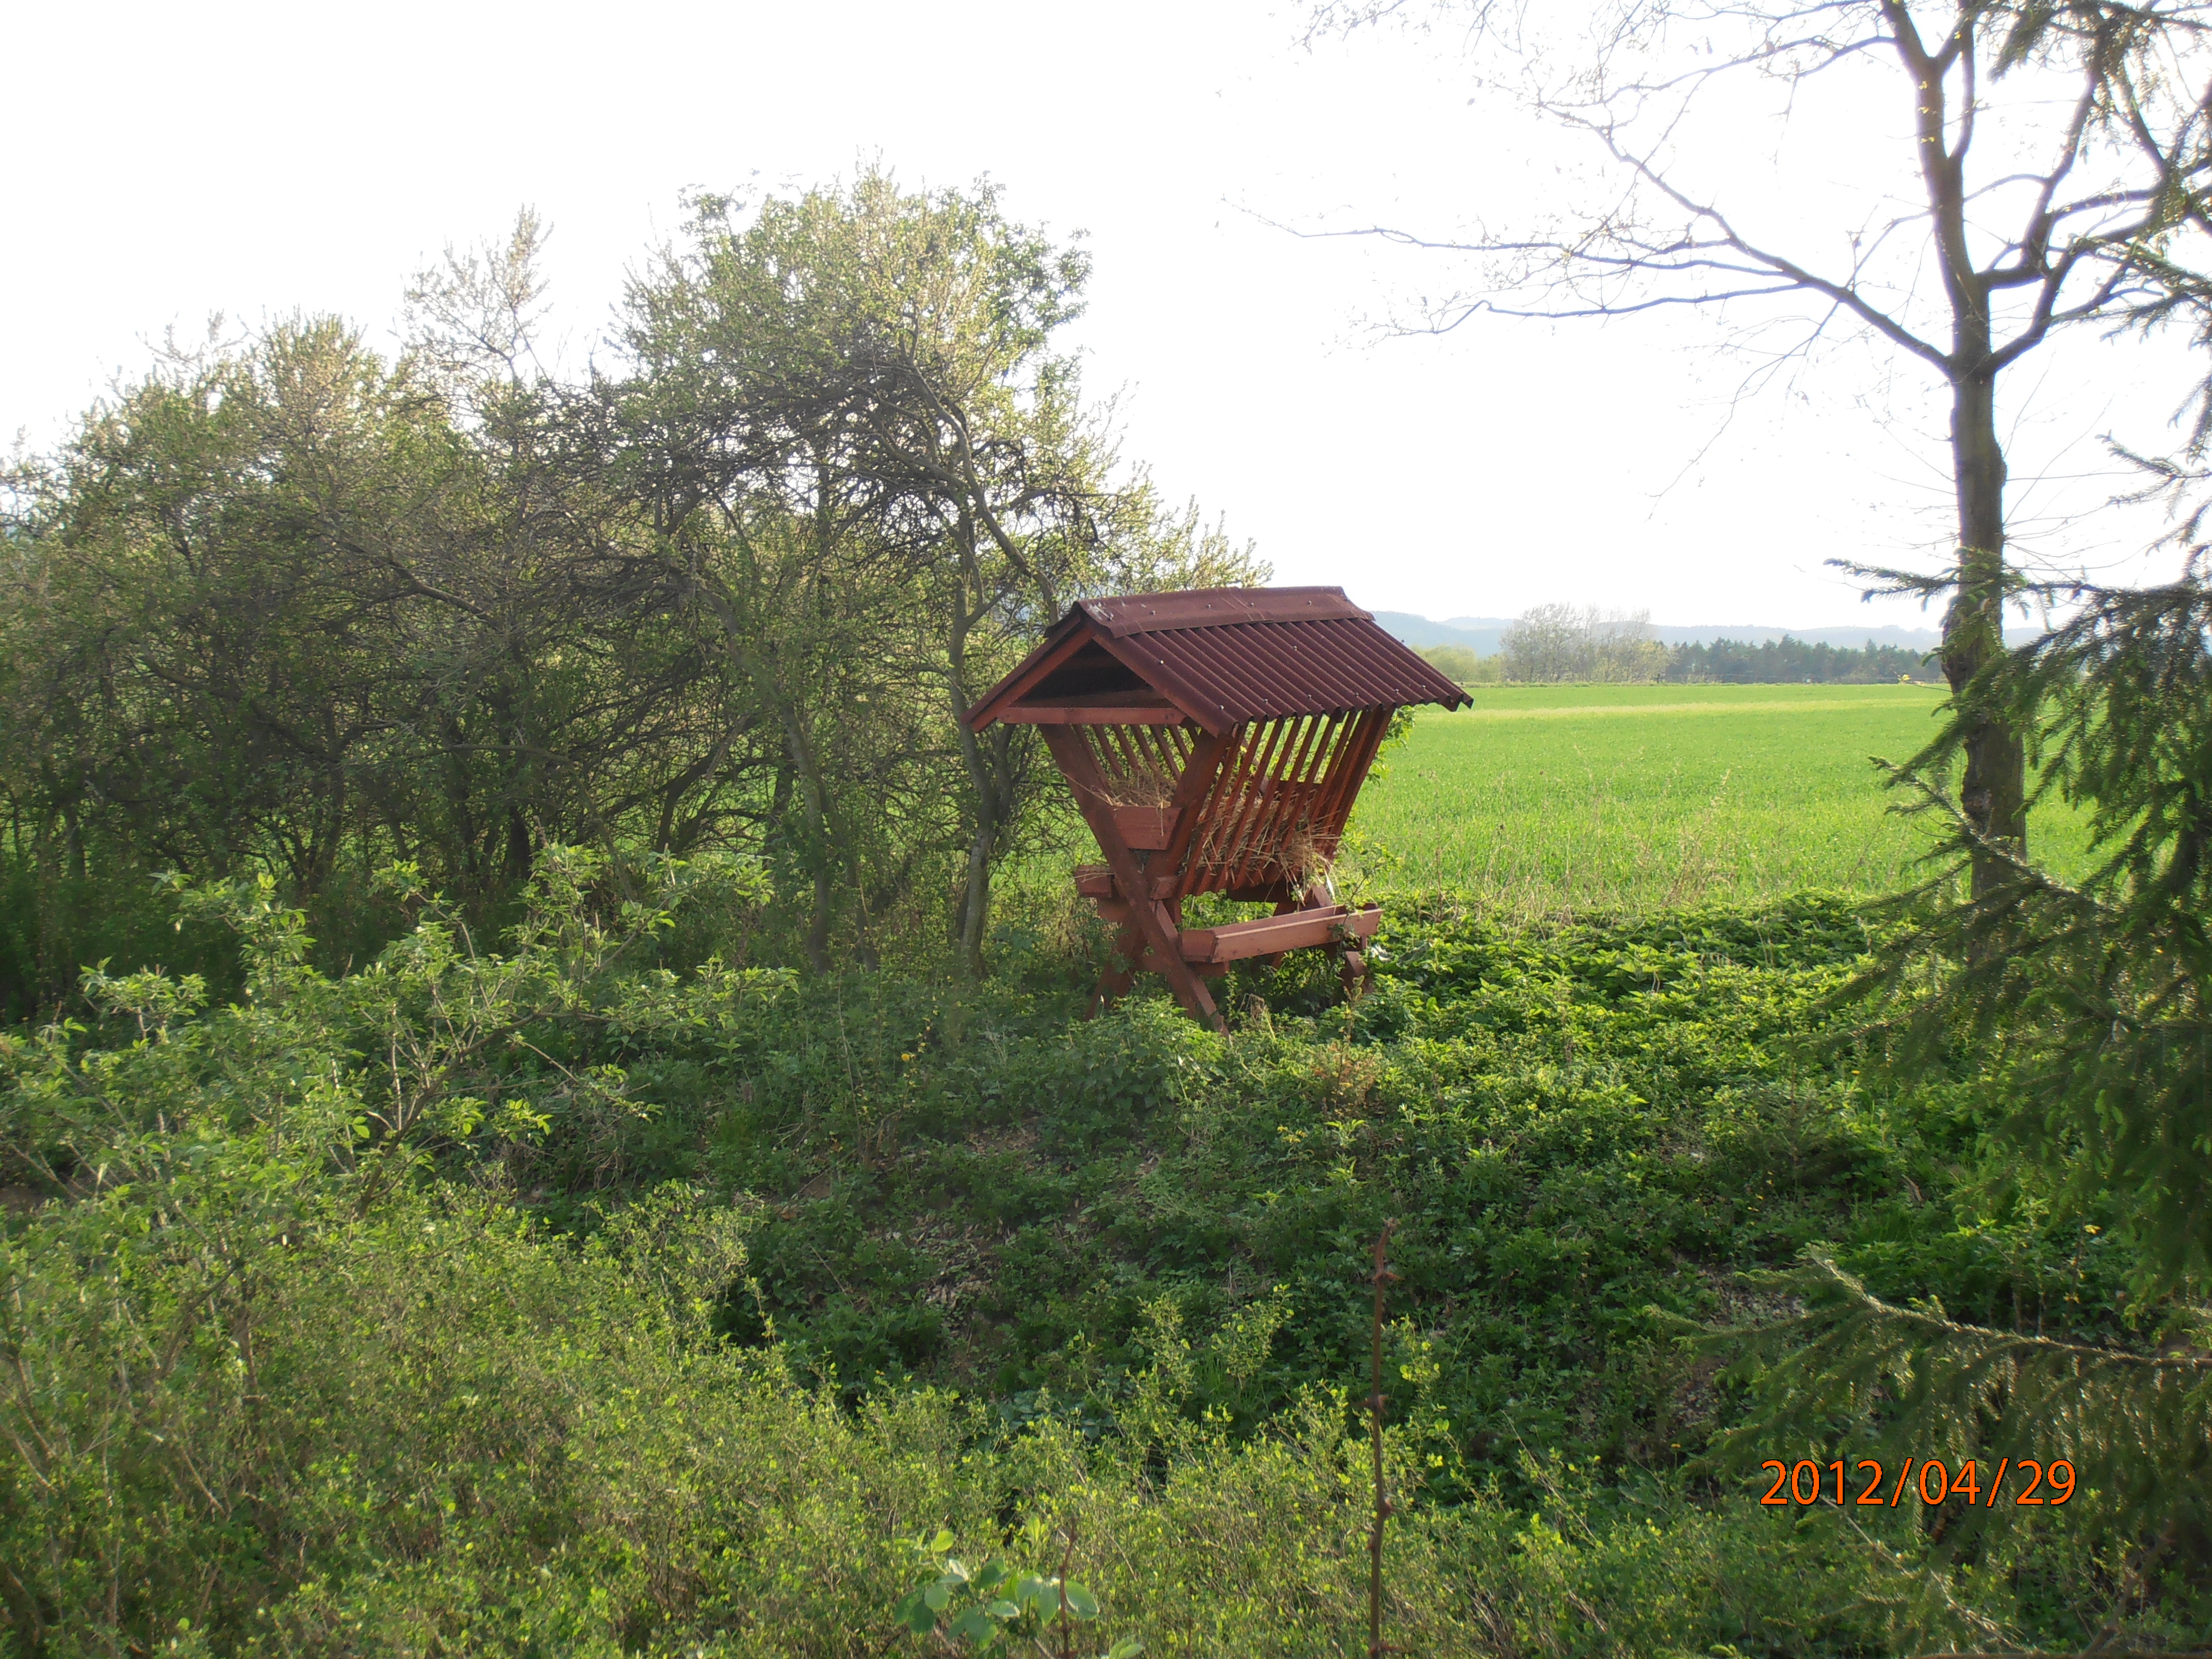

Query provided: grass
[1345,682,2092,916]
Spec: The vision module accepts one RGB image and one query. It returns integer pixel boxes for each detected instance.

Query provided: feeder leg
[1339,949,1374,1005]
[1090,922,1144,1016]
[1043,726,1224,1032]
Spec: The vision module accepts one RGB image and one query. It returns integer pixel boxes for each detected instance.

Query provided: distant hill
[1372,610,1962,657]
[1371,613,1519,654]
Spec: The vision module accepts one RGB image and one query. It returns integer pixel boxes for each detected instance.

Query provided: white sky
[4,0,2199,630]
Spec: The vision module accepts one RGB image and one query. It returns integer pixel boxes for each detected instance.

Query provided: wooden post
[1042,726,1224,1031]
[1091,919,1144,1017]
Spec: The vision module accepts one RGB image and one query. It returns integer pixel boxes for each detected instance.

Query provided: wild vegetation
[0,850,2192,1657]
[0,174,1257,1024]
[6,155,2212,1656]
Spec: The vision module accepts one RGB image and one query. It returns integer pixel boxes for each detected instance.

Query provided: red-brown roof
[968,586,1472,734]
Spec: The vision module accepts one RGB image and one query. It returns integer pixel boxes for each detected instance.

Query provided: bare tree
[1310,1,2212,891]
[403,207,554,394]
[1502,602,1664,679]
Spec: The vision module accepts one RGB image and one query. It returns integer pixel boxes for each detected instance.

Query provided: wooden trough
[967,586,1470,1030]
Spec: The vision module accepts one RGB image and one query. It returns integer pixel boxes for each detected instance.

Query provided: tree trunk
[771,698,836,974]
[957,812,995,975]
[1941,367,2028,895]
[947,622,1001,980]
[696,578,838,974]
[945,517,1012,980]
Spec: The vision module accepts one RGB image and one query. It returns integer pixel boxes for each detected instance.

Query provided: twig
[1057,1521,1077,1659]
[1367,1219,1400,1659]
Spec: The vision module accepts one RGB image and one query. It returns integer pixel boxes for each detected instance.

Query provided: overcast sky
[4,0,2198,629]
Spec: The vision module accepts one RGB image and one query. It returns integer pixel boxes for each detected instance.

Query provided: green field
[1347,681,2089,914]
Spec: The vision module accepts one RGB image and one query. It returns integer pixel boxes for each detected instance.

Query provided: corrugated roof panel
[967,587,1472,731]
[1133,618,1468,722]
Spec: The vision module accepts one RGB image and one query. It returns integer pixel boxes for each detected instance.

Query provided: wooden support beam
[1112,806,1178,851]
[1090,919,1144,1018]
[1044,726,1224,1031]
[1000,704,1191,725]
[1076,865,1176,902]
[1179,903,1381,965]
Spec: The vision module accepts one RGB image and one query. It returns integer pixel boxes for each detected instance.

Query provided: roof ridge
[1078,586,1369,637]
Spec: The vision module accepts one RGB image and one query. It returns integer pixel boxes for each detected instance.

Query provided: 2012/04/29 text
[1760,1458,2075,1507]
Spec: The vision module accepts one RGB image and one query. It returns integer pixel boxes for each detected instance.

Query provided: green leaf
[1064,1582,1100,1620]
[1014,1574,1054,1611]
[893,1589,936,1634]
[1105,1641,1145,1659]
[924,1581,952,1613]
[949,1606,998,1645]
[986,1600,1019,1619]
[971,1560,1010,1592]
[929,1527,955,1553]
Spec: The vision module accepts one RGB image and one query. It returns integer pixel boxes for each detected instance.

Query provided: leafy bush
[0,867,2193,1653]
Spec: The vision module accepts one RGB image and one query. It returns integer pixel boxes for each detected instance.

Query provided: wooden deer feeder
[967,587,1470,1029]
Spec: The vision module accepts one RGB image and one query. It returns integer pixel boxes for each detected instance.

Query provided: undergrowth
[0,863,2186,1655]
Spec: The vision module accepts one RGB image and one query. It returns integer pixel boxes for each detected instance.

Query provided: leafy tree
[0,313,760,1011]
[2,175,1262,1002]
[1414,641,1500,682]
[614,170,1262,972]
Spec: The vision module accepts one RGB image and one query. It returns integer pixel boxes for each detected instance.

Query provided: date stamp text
[1759,1457,2075,1508]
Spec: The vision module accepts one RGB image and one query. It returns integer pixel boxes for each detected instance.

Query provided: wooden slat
[1131,724,1168,778]
[1179,903,1382,965]
[1230,717,1309,889]
[1281,713,1353,883]
[1153,727,1230,880]
[1311,706,1389,860]
[1100,722,1140,781]
[1239,713,1327,890]
[1108,724,1142,784]
[1201,716,1294,887]
[1231,712,1332,890]
[1181,721,1263,892]
[1299,710,1359,864]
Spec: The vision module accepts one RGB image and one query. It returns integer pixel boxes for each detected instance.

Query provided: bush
[1,869,2190,1653]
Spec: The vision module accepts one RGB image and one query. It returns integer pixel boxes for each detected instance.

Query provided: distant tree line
[1417,608,1934,686]
[0,174,1260,1017]
[1658,636,1932,684]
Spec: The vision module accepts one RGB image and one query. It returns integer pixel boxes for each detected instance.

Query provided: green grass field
[1346,682,2091,914]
